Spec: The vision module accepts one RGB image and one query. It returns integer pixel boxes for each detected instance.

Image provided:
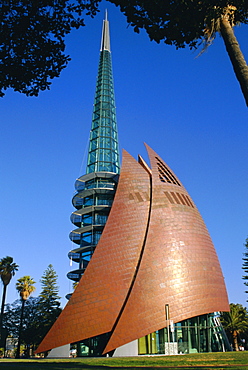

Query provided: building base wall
[47,344,70,358]
[113,340,138,357]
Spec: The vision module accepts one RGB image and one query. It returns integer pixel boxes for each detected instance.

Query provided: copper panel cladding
[37,145,229,355]
[103,144,229,354]
[36,150,151,353]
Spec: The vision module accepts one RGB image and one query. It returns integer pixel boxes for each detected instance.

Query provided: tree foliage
[242,237,248,298]
[0,0,100,97]
[3,297,41,349]
[107,0,248,105]
[107,1,248,47]
[39,264,60,304]
[220,303,248,350]
[0,256,18,345]
[3,266,61,355]
[37,264,61,343]
[1,1,248,104]
[0,256,19,287]
[16,276,36,301]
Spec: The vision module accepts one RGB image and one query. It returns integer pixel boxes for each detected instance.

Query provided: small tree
[220,303,248,351]
[0,256,18,344]
[36,265,61,344]
[15,276,36,358]
[242,237,248,298]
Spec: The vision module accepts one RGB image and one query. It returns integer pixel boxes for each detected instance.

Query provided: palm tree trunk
[220,18,248,107]
[0,284,7,341]
[232,330,239,351]
[16,299,25,358]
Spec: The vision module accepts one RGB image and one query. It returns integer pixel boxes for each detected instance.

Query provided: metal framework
[87,12,120,175]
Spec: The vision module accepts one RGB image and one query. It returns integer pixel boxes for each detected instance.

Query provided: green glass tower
[87,11,120,174]
[68,12,120,295]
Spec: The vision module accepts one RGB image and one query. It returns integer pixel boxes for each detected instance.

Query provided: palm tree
[220,303,248,351]
[203,5,248,106]
[15,276,36,358]
[0,256,19,339]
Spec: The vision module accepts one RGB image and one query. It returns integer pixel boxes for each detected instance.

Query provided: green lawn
[0,352,248,370]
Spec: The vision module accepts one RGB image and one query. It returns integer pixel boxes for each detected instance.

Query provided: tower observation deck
[68,12,120,292]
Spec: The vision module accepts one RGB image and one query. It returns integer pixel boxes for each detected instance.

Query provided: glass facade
[76,333,112,357]
[87,49,120,175]
[68,173,118,283]
[138,313,231,355]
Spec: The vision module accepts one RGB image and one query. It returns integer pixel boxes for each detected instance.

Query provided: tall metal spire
[68,14,120,315]
[86,11,120,174]
[100,10,111,52]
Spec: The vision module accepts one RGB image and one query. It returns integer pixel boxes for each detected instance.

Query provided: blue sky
[1,1,248,309]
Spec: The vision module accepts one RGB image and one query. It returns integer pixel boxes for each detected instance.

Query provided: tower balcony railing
[69,245,97,259]
[85,181,115,190]
[73,198,113,210]
[70,205,111,226]
[72,187,115,209]
[68,249,95,263]
[68,251,81,263]
[65,293,73,300]
[74,172,119,192]
[67,268,86,282]
[69,225,104,244]
[71,206,110,228]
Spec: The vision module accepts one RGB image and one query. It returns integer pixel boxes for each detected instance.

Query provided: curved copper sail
[36,150,151,353]
[36,145,229,354]
[103,144,229,353]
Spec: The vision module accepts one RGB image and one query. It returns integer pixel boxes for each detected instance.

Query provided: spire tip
[101,10,111,52]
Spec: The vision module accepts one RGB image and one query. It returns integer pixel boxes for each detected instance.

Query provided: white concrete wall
[47,344,70,358]
[113,340,138,357]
